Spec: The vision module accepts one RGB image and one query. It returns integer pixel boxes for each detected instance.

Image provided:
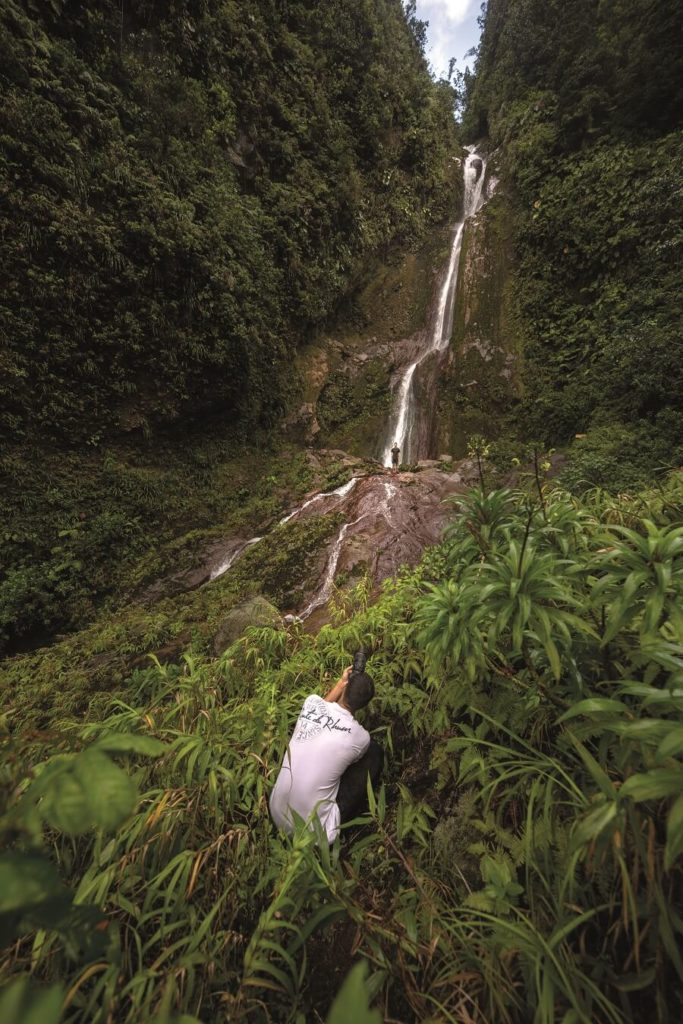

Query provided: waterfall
[298,513,369,620]
[206,150,488,616]
[382,147,487,467]
[209,476,359,582]
[278,476,358,526]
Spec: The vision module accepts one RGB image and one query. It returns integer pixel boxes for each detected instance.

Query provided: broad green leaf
[564,731,616,797]
[558,698,627,722]
[93,733,166,756]
[326,961,382,1024]
[0,977,63,1024]
[39,769,91,835]
[0,853,67,916]
[572,800,617,847]
[73,750,137,830]
[0,852,73,946]
[612,967,657,992]
[620,768,683,803]
[39,750,138,835]
[609,720,670,740]
[665,794,683,869]
[656,726,683,762]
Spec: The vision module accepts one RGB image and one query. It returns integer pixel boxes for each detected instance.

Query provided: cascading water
[298,513,368,620]
[209,536,262,581]
[297,477,399,621]
[208,476,359,581]
[278,476,357,526]
[205,151,487,617]
[382,146,487,467]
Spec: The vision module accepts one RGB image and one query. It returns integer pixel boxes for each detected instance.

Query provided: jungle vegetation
[3,477,683,1021]
[0,0,458,652]
[0,0,458,448]
[2,0,683,1021]
[461,0,683,491]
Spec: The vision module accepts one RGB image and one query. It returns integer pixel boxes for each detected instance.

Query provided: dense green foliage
[0,492,345,728]
[0,430,348,657]
[0,0,458,446]
[3,2,683,1020]
[462,0,683,489]
[3,476,683,1021]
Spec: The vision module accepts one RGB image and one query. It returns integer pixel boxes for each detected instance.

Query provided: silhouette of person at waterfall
[269,666,383,843]
[390,441,400,474]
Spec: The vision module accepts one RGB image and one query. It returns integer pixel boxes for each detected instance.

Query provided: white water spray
[209,536,262,581]
[382,147,487,466]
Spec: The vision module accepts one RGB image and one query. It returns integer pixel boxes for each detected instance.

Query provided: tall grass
[1,474,682,1021]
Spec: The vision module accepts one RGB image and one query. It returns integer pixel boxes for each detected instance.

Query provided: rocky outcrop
[285,220,459,459]
[290,462,481,628]
[436,170,520,457]
[213,596,283,655]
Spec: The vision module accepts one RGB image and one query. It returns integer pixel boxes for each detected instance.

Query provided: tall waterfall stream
[382,146,486,466]
[205,148,487,621]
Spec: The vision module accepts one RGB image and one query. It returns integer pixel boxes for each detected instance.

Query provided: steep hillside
[460,0,683,490]
[0,0,458,446]
[0,0,460,654]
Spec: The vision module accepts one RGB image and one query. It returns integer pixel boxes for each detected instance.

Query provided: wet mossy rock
[436,180,520,457]
[213,597,283,656]
[291,217,463,460]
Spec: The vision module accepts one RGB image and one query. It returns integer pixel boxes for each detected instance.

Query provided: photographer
[269,658,382,843]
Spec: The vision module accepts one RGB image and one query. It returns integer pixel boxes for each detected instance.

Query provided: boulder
[213,596,283,655]
[283,401,320,442]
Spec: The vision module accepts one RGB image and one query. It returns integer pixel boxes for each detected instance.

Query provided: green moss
[0,512,341,729]
[436,190,520,456]
[0,430,326,656]
[317,358,391,456]
[305,216,463,459]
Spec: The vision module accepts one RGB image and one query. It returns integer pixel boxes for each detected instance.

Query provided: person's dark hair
[345,671,375,712]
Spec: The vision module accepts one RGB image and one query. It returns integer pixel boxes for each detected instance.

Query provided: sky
[416,0,483,79]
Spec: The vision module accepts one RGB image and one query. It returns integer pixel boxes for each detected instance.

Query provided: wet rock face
[135,539,232,603]
[335,471,456,577]
[293,463,480,627]
[133,461,480,636]
[436,181,519,457]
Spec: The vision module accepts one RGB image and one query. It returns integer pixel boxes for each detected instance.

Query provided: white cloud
[416,0,481,78]
[421,0,476,27]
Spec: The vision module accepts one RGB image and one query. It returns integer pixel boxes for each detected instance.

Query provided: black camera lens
[352,648,369,674]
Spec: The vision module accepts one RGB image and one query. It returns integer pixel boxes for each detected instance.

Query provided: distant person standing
[390,441,400,474]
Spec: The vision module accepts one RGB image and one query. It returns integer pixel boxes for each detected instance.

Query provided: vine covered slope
[1,0,458,444]
[3,476,683,1021]
[461,0,683,491]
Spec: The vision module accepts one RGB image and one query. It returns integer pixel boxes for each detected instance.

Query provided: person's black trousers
[336,739,383,823]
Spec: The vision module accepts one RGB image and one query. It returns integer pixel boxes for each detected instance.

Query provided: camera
[352,647,369,674]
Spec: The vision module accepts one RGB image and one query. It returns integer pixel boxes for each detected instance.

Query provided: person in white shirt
[269,665,382,843]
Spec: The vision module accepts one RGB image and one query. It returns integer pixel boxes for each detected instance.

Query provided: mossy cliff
[0,0,458,448]
[292,207,462,458]
[460,0,683,489]
[0,0,460,653]
[435,170,520,457]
